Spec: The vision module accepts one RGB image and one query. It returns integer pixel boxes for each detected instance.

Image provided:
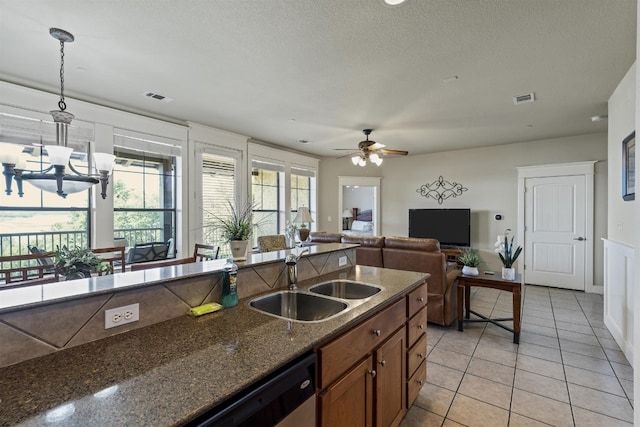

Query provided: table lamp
[342,209,353,230]
[294,207,314,242]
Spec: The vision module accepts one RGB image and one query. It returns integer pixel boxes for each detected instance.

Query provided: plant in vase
[458,248,481,276]
[55,245,112,280]
[494,229,522,280]
[210,199,255,261]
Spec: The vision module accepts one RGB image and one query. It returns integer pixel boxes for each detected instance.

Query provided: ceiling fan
[336,129,408,166]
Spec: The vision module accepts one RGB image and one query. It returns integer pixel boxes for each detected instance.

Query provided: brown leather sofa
[341,235,459,326]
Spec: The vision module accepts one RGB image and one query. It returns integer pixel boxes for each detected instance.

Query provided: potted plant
[494,228,522,280]
[210,199,256,261]
[458,248,481,276]
[55,245,112,280]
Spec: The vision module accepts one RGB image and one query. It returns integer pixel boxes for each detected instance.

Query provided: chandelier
[1,28,115,199]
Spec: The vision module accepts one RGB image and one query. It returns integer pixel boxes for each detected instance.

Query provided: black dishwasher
[187,352,316,427]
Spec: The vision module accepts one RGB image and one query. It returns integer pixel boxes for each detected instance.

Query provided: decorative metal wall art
[416,176,468,204]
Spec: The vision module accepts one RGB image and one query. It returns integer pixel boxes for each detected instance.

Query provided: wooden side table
[457,272,522,344]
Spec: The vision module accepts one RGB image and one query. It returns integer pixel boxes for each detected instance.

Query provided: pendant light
[1,28,115,199]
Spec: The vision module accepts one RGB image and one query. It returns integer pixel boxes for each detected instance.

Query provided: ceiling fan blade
[376,148,408,156]
[333,148,357,151]
[370,142,386,150]
[336,151,361,159]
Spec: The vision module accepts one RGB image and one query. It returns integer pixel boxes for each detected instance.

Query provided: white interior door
[524,175,587,290]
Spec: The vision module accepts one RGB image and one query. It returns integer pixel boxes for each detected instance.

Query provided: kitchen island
[0,265,427,426]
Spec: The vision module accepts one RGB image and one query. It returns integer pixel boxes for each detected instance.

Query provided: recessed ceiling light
[383,0,407,5]
[443,75,458,84]
[591,115,608,122]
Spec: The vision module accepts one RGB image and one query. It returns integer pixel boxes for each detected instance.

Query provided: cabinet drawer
[407,305,427,347]
[407,359,427,407]
[407,282,428,318]
[407,333,427,377]
[318,298,405,389]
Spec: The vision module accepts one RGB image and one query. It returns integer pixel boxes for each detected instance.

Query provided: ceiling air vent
[513,93,535,105]
[143,92,174,103]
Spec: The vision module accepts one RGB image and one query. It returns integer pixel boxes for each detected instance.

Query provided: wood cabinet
[375,327,406,427]
[317,280,428,427]
[406,283,428,407]
[319,356,373,427]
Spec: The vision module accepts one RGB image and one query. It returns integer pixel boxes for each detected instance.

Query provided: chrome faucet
[285,248,309,290]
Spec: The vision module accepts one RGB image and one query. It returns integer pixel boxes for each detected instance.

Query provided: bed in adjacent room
[343,208,374,236]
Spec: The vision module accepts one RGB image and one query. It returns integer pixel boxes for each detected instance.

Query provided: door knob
[368,370,377,378]
[573,237,586,241]
[379,360,386,367]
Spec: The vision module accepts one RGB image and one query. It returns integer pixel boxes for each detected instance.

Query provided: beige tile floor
[400,285,634,427]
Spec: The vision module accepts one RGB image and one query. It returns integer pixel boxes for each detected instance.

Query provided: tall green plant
[209,199,255,242]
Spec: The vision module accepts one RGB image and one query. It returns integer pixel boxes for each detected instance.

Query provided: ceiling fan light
[358,158,366,167]
[351,155,361,165]
[372,156,383,166]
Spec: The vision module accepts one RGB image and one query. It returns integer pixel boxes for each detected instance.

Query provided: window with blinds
[202,153,237,257]
[113,130,180,255]
[0,110,92,256]
[251,160,283,247]
[290,167,316,226]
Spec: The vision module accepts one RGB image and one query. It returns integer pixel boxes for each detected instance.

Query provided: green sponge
[190,302,223,317]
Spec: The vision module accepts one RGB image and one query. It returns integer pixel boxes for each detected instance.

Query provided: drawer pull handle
[379,360,386,367]
[417,379,424,385]
[373,329,381,337]
[418,353,425,358]
[369,370,377,378]
[418,324,424,330]
[418,297,424,303]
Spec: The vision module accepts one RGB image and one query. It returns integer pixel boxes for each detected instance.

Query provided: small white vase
[229,240,248,261]
[502,267,515,281]
[462,266,479,276]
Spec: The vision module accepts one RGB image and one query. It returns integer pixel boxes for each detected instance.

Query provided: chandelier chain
[58,40,66,111]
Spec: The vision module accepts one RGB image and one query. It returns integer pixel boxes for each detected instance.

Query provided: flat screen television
[408,208,471,247]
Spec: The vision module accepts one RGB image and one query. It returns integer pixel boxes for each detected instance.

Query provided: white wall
[343,186,374,214]
[604,62,636,369]
[608,63,637,245]
[319,133,607,280]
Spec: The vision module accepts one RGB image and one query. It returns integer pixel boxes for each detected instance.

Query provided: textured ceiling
[0,0,636,158]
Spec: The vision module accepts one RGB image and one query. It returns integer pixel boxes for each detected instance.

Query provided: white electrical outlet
[105,303,139,329]
[338,256,347,266]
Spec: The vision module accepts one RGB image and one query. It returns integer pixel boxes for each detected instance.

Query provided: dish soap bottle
[221,258,239,308]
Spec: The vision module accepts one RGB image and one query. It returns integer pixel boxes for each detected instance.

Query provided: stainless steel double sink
[249,280,383,323]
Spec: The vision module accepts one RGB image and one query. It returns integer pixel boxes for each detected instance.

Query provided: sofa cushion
[383,236,440,252]
[340,235,384,267]
[341,235,384,247]
[308,232,343,243]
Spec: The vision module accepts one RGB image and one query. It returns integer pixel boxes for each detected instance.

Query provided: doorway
[517,162,596,292]
[338,176,381,235]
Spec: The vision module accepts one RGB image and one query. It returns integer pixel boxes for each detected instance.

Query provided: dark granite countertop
[0,266,427,426]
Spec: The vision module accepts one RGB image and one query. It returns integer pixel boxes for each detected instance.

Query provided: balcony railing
[0,228,165,257]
